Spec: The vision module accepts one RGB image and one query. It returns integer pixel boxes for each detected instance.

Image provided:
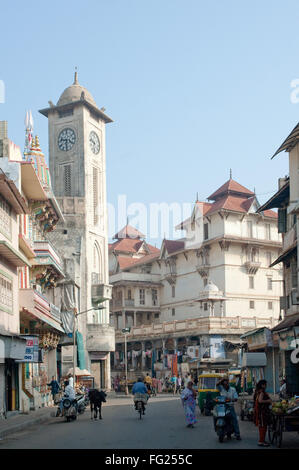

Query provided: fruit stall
[269,397,299,448]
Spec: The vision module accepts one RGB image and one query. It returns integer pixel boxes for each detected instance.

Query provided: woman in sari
[253,379,272,447]
[181,380,197,428]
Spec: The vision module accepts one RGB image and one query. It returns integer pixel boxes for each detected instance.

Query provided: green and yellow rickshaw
[197,373,224,414]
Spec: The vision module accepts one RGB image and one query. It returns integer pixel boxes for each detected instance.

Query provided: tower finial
[73,67,78,85]
[229,168,232,179]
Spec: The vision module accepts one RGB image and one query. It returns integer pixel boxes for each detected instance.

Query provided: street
[0,395,298,449]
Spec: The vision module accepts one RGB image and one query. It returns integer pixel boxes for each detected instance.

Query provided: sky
[1,0,298,245]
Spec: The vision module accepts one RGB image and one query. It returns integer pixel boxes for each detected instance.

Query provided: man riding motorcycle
[132,378,148,415]
[57,380,77,416]
[216,378,241,440]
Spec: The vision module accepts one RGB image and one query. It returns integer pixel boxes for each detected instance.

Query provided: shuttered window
[278,208,287,233]
[64,165,71,196]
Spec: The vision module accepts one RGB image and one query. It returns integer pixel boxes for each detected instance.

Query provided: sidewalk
[0,406,54,440]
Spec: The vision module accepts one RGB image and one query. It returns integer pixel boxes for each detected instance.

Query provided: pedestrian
[47,375,60,402]
[279,378,287,399]
[217,377,241,440]
[181,380,197,428]
[68,373,74,388]
[178,375,182,393]
[253,379,272,447]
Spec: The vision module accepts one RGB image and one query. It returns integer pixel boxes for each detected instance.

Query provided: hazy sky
[1,0,298,244]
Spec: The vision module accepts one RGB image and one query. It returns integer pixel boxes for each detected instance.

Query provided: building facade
[110,178,283,379]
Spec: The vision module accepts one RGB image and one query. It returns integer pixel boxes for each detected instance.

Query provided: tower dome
[57,71,97,107]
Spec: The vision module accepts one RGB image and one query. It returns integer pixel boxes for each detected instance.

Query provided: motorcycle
[76,393,87,415]
[56,396,78,422]
[213,396,234,442]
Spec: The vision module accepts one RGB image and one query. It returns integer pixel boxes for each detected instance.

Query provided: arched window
[92,242,102,284]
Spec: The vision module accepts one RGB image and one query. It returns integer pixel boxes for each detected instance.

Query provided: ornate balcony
[243,261,261,275]
[19,288,64,333]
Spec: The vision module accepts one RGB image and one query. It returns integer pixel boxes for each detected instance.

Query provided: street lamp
[121,327,131,395]
[72,305,105,388]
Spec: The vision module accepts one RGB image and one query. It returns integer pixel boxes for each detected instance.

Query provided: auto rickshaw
[197,373,223,414]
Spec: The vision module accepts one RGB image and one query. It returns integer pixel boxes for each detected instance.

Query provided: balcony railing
[19,288,63,331]
[115,316,274,339]
[124,299,135,307]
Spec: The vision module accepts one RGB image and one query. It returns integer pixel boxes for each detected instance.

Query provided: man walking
[47,376,60,402]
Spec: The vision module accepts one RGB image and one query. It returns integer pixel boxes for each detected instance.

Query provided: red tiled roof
[122,252,160,270]
[164,239,185,254]
[205,195,255,215]
[113,224,145,240]
[263,209,278,219]
[109,238,159,255]
[117,256,140,270]
[208,179,254,201]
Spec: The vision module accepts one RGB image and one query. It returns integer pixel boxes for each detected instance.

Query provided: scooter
[76,394,87,415]
[213,396,234,442]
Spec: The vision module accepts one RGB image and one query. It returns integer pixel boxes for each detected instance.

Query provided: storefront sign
[16,335,40,362]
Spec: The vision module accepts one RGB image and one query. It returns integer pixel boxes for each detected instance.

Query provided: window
[251,248,258,262]
[250,301,255,309]
[267,278,272,290]
[247,221,253,238]
[64,165,71,196]
[278,208,287,234]
[268,302,273,310]
[172,286,175,298]
[152,289,158,306]
[172,308,175,316]
[204,223,209,240]
[265,224,271,240]
[203,278,208,287]
[127,289,132,300]
[139,289,145,305]
[93,167,99,225]
[266,252,272,267]
[154,313,159,319]
[204,303,208,311]
[249,276,254,289]
[0,275,13,312]
[0,195,11,237]
[147,313,151,320]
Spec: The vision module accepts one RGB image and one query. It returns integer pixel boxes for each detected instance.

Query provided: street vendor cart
[269,400,299,448]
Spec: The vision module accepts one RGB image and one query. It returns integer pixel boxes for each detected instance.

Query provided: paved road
[0,396,298,449]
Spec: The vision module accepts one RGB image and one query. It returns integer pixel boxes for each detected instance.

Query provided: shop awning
[271,312,299,333]
[257,182,289,212]
[270,243,297,267]
[0,241,31,267]
[0,332,27,362]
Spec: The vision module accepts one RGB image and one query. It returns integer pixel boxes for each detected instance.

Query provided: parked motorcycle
[213,396,234,442]
[76,393,87,415]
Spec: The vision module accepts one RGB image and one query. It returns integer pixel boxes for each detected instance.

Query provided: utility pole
[122,327,131,395]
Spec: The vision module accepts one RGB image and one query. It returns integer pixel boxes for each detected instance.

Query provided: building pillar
[220,301,224,317]
[133,311,137,327]
[105,353,111,390]
[132,343,137,369]
[122,310,126,329]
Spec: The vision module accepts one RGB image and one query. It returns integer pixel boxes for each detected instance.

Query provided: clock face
[89,131,100,155]
[58,128,76,151]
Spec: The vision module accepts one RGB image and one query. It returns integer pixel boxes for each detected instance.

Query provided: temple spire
[229,168,232,179]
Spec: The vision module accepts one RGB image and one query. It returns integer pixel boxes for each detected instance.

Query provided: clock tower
[39,72,115,389]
